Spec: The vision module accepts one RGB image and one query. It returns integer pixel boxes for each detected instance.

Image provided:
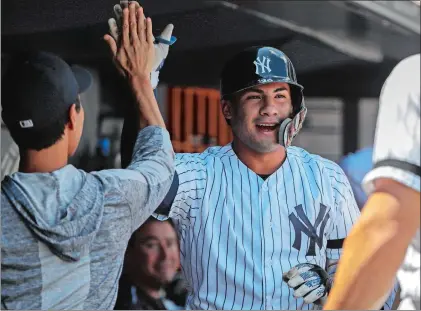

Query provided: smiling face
[222,82,294,153]
[127,220,180,288]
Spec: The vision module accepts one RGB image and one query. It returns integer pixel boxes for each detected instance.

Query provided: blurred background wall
[2,0,420,174]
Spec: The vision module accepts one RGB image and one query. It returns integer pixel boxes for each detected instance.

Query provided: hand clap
[104,2,155,82]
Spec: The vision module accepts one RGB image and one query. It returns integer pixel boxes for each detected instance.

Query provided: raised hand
[104,2,155,81]
[108,1,176,88]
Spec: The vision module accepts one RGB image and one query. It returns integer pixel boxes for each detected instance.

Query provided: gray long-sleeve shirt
[1,126,174,310]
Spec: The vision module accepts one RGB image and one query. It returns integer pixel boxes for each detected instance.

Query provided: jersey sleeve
[92,126,175,233]
[326,165,361,260]
[363,54,420,194]
[153,152,208,226]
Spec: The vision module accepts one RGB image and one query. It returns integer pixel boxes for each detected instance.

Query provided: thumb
[159,23,174,41]
[155,24,175,59]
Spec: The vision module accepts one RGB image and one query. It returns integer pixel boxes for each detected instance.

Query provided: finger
[146,17,154,44]
[158,23,174,41]
[137,7,145,42]
[129,2,139,42]
[120,0,129,9]
[287,271,320,288]
[155,24,174,58]
[283,263,313,282]
[108,18,119,42]
[113,4,123,23]
[303,285,326,304]
[122,7,130,47]
[129,1,141,9]
[295,263,316,273]
[103,34,118,57]
[293,278,321,298]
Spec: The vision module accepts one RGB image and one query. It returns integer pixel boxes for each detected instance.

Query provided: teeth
[258,124,276,127]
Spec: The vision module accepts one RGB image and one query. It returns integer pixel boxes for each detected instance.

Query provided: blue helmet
[220,46,307,147]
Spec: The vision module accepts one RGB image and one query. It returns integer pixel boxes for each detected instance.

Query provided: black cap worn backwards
[1,51,92,130]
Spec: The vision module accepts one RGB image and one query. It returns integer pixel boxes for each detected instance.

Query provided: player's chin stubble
[231,119,278,153]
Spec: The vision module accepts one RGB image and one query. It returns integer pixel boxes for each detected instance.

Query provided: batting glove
[282,263,333,305]
[107,1,177,88]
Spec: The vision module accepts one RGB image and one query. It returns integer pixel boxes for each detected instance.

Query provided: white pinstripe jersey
[156,145,360,310]
[363,54,420,310]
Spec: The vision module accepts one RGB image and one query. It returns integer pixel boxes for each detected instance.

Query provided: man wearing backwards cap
[1,4,174,309]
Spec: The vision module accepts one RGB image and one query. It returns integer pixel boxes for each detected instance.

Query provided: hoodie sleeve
[93,126,175,232]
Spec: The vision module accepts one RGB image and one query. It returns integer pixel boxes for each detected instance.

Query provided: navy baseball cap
[1,51,92,130]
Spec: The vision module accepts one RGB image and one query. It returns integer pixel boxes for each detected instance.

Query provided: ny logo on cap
[19,119,34,128]
[254,56,272,75]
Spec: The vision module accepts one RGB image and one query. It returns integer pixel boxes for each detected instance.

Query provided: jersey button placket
[262,183,269,191]
[261,182,273,309]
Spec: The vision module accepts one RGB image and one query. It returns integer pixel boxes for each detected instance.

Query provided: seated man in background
[115,218,187,310]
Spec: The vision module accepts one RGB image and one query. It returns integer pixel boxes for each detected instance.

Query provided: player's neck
[18,143,69,173]
[232,139,287,175]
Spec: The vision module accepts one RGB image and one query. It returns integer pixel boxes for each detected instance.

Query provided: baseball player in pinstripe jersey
[325,54,420,310]
[119,42,368,310]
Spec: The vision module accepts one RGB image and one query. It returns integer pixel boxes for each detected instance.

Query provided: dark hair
[8,98,81,151]
[221,93,238,126]
[128,217,176,248]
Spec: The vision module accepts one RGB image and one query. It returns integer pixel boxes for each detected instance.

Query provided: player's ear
[221,99,233,121]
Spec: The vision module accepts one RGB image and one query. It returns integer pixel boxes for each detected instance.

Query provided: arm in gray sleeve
[94,126,175,232]
[120,102,139,170]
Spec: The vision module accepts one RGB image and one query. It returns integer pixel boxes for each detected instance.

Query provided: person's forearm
[324,191,418,310]
[324,221,403,309]
[120,77,166,169]
[129,76,166,129]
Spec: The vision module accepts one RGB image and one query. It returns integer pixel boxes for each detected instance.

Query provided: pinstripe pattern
[155,145,360,310]
[363,54,420,310]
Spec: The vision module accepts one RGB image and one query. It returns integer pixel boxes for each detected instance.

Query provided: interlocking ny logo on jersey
[289,204,330,256]
[254,56,271,75]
